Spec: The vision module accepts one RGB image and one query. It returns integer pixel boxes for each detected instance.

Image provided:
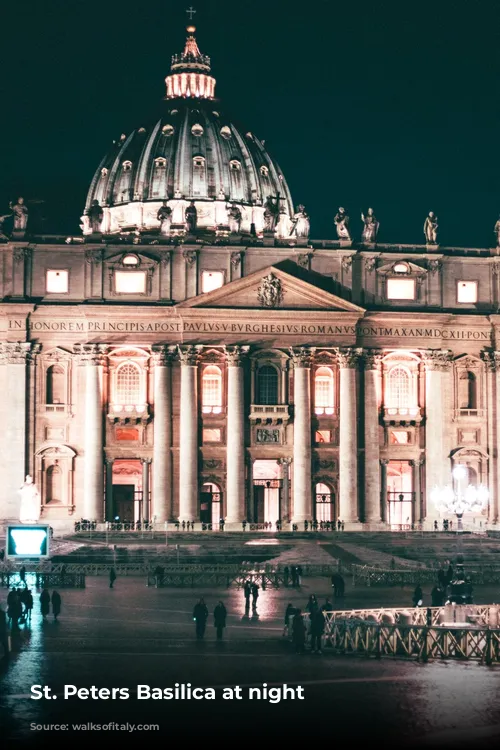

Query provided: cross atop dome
[186,6,196,21]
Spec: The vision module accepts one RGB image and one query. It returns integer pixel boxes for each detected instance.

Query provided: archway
[252,460,282,525]
[200,482,222,526]
[314,482,335,522]
[387,460,413,529]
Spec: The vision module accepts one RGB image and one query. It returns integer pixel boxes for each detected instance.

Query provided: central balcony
[108,403,149,425]
[383,406,422,425]
[249,404,290,425]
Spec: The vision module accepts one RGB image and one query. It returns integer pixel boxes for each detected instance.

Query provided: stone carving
[361,208,379,243]
[256,428,280,443]
[263,195,280,231]
[297,254,310,268]
[13,246,31,263]
[157,202,172,236]
[0,212,12,239]
[10,197,28,231]
[495,216,500,247]
[363,350,383,370]
[73,343,109,366]
[183,249,197,267]
[315,459,335,471]
[482,351,500,371]
[177,345,203,365]
[224,345,250,366]
[185,201,197,233]
[227,204,242,233]
[85,249,102,265]
[424,211,438,244]
[160,251,172,268]
[44,347,71,362]
[341,256,353,273]
[0,342,40,364]
[428,259,442,274]
[257,272,283,308]
[87,199,104,233]
[275,207,293,239]
[364,257,377,272]
[290,205,310,240]
[422,349,453,371]
[335,347,363,368]
[492,261,500,276]
[19,475,41,523]
[218,188,226,200]
[151,345,176,366]
[289,346,315,367]
[203,459,223,470]
[334,207,351,240]
[230,251,242,268]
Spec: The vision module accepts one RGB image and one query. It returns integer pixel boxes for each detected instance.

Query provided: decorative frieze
[256,428,280,443]
[0,342,40,364]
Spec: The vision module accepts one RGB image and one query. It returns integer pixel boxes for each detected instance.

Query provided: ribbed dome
[82,26,294,237]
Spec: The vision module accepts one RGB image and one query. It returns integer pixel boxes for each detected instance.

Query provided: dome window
[101,168,108,177]
[122,254,140,266]
[170,110,178,115]
[220,126,232,139]
[122,160,132,172]
[191,123,204,136]
[138,127,146,134]
[229,160,241,172]
[120,134,127,141]
[193,156,206,168]
[213,111,220,117]
[260,165,269,177]
[154,157,167,168]
[162,124,174,136]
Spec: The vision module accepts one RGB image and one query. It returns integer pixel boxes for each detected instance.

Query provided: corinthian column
[0,343,40,519]
[290,347,313,523]
[363,350,382,524]
[75,343,109,521]
[224,346,249,524]
[151,346,175,523]
[423,349,452,521]
[337,348,362,524]
[483,351,500,524]
[178,346,201,521]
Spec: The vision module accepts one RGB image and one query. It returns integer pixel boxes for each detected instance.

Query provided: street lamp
[430,465,489,532]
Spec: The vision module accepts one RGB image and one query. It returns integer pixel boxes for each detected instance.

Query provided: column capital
[482,350,500,371]
[277,456,293,466]
[410,458,425,467]
[335,346,363,369]
[73,343,109,366]
[362,349,383,370]
[421,348,453,371]
[104,457,114,467]
[289,346,315,368]
[224,345,250,366]
[177,344,203,365]
[0,341,41,364]
[151,345,177,366]
[142,457,153,465]
[380,458,390,466]
[183,249,197,266]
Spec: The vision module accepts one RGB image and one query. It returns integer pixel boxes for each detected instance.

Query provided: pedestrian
[431,585,444,607]
[337,519,341,531]
[193,597,209,639]
[283,603,295,637]
[322,597,333,612]
[51,591,62,621]
[7,590,22,630]
[434,520,438,531]
[109,567,117,589]
[292,609,306,654]
[243,580,251,610]
[24,589,33,622]
[446,561,454,585]
[40,588,50,619]
[341,521,345,531]
[297,565,303,586]
[331,572,345,598]
[283,566,289,587]
[251,581,259,608]
[306,594,318,616]
[310,608,325,654]
[0,549,4,562]
[214,600,227,640]
[19,566,26,586]
[412,584,423,608]
[0,607,9,659]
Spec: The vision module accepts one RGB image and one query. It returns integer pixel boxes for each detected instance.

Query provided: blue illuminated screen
[6,526,49,558]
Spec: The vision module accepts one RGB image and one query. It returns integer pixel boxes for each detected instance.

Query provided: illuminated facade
[1,25,500,531]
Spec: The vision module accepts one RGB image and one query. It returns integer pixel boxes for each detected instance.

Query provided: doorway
[315,482,335,522]
[113,484,135,521]
[387,460,413,529]
[200,482,222,526]
[252,460,282,525]
[112,459,143,522]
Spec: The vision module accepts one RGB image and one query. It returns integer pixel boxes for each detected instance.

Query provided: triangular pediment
[176,262,365,312]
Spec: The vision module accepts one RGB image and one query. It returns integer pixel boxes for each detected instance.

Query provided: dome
[82,25,294,237]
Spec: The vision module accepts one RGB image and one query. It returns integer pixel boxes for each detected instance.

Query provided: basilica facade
[1,24,500,531]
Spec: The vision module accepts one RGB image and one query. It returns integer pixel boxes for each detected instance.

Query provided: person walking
[0,607,9,659]
[19,566,26,586]
[40,588,50,619]
[24,589,33,623]
[251,581,259,609]
[193,598,209,639]
[243,580,251,611]
[109,567,117,589]
[283,603,295,637]
[412,584,423,608]
[214,601,227,641]
[51,591,62,621]
[292,608,306,654]
[310,607,325,654]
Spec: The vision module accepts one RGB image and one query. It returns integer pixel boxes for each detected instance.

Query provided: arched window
[116,362,141,405]
[115,161,133,203]
[315,482,334,522]
[315,366,334,414]
[459,371,477,410]
[193,156,206,196]
[257,365,279,405]
[202,365,222,413]
[387,366,410,408]
[46,365,65,405]
[151,157,167,197]
[46,465,62,503]
[229,159,243,200]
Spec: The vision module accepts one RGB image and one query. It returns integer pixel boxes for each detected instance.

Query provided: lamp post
[430,465,489,532]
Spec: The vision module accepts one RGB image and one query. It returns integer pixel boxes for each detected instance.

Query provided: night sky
[1,0,500,246]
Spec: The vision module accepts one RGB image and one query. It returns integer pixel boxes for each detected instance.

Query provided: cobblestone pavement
[1,576,500,748]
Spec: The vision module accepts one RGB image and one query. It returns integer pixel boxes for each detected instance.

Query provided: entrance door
[200,492,212,524]
[253,486,265,523]
[113,484,135,521]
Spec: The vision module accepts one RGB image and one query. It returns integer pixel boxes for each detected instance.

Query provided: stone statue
[361,207,379,243]
[257,272,283,308]
[87,199,104,233]
[275,207,293,239]
[19,474,41,523]
[263,195,280,231]
[290,204,310,239]
[0,212,12,239]
[494,215,500,247]
[9,197,28,231]
[218,188,226,201]
[157,201,172,236]
[334,207,351,240]
[424,211,438,243]
[185,201,197,233]
[227,204,242,233]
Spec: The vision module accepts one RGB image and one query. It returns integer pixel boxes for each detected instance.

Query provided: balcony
[108,403,149,425]
[453,408,484,420]
[383,406,422,425]
[202,405,225,416]
[314,406,339,417]
[249,404,290,425]
[45,404,66,413]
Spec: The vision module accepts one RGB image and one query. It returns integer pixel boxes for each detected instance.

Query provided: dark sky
[1,0,500,246]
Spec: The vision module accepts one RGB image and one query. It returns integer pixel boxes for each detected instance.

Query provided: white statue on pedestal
[19,475,41,523]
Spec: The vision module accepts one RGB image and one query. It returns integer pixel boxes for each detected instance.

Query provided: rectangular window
[115,271,146,294]
[315,429,332,444]
[457,281,478,304]
[46,270,69,294]
[201,271,224,293]
[203,428,222,442]
[390,430,411,445]
[387,278,416,301]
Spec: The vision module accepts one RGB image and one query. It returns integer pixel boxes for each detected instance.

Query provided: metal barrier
[1,571,85,589]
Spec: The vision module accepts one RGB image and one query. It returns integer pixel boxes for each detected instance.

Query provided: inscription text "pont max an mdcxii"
[8,319,491,341]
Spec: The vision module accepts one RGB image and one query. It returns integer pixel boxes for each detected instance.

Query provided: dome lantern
[165,21,216,100]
